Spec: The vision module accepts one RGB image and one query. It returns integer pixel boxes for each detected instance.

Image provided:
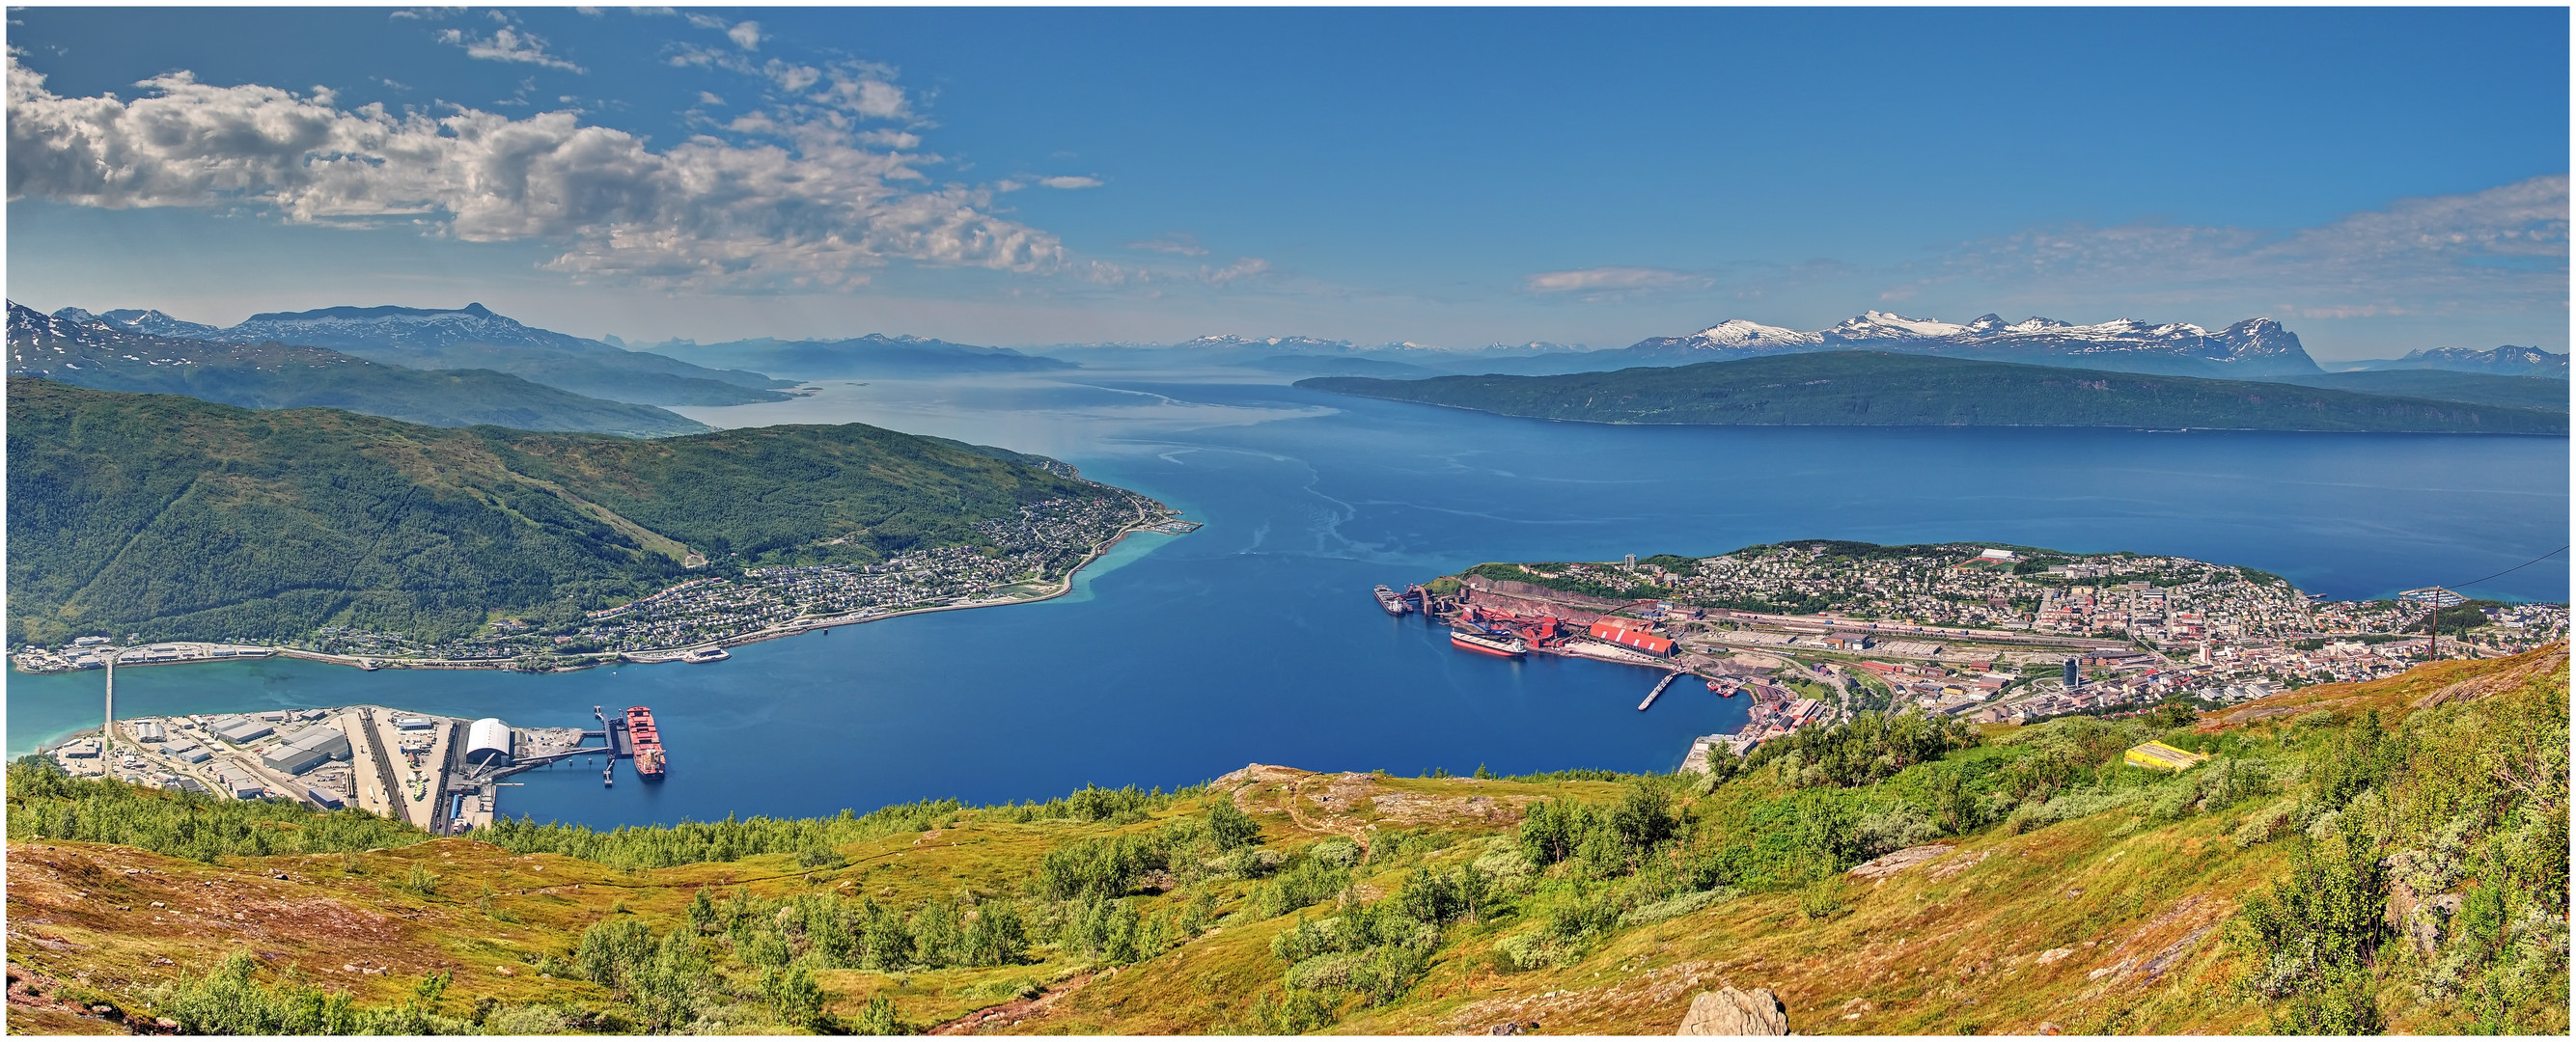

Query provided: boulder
[1678,987,1788,1035]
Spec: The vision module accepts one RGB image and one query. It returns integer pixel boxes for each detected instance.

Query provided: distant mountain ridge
[646,333,1077,379]
[1297,351,2567,434]
[8,303,710,438]
[50,302,794,407]
[2344,345,2569,378]
[1624,310,2323,377]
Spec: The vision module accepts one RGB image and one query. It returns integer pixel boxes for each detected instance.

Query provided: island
[1297,351,2571,433]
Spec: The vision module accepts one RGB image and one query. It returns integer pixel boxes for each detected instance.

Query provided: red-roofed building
[1587,618,1675,656]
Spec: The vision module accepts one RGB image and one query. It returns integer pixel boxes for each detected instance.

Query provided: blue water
[10,370,2565,828]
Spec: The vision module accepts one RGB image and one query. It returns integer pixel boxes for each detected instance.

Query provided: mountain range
[641,334,1077,379]
[2340,344,2569,378]
[1620,311,2322,378]
[8,304,710,438]
[47,303,794,407]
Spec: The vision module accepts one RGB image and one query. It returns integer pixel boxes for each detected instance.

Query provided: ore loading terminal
[39,654,670,832]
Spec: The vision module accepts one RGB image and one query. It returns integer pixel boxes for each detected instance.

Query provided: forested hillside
[1298,352,2571,433]
[6,645,2563,1035]
[6,379,1109,645]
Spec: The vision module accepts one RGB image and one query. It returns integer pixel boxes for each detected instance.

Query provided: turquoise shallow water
[10,371,2564,827]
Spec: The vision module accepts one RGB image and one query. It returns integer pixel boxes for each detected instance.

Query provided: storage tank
[465,718,513,766]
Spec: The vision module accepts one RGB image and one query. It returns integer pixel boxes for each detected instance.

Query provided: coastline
[17,505,1181,678]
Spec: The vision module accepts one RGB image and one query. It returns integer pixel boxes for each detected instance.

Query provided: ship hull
[1450,630,1527,658]
[624,705,668,781]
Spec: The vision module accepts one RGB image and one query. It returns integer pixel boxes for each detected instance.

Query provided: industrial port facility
[42,659,673,829]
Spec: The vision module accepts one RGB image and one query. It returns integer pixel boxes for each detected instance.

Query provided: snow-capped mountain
[99,309,223,340]
[1631,319,1825,356]
[1624,310,2323,377]
[2347,345,2568,379]
[214,303,603,353]
[42,301,790,405]
[16,301,404,374]
[1173,334,1363,354]
[9,302,708,436]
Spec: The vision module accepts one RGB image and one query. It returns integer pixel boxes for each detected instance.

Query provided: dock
[1639,670,1686,711]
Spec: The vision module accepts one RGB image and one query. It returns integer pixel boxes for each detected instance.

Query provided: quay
[1638,669,1685,711]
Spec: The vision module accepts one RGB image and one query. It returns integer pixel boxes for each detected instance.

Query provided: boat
[1373,585,1411,616]
[679,646,730,664]
[624,706,667,780]
[1450,629,1528,658]
[1707,679,1736,697]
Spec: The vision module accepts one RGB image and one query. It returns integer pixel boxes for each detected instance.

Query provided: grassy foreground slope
[6,645,2563,1035]
[6,379,1104,645]
[1298,351,2571,433]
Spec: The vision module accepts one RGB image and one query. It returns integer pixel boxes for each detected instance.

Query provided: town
[1403,540,2567,769]
[12,492,1177,674]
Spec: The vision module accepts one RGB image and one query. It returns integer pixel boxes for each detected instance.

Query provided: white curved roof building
[465,717,512,765]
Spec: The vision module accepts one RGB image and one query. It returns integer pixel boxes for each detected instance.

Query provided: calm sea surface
[11,369,2565,827]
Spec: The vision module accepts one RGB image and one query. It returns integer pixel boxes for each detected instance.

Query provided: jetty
[1639,669,1686,711]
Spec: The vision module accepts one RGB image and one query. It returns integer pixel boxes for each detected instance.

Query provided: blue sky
[7,7,2566,358]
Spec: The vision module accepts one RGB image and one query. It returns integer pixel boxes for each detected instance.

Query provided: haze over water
[11,368,2565,828]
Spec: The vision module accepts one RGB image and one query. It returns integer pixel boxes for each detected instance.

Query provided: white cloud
[1929,176,2568,318]
[1038,175,1101,190]
[696,90,723,105]
[4,56,1076,290]
[1520,265,1713,302]
[1201,258,1269,287]
[727,20,762,51]
[1128,233,1206,257]
[433,14,584,72]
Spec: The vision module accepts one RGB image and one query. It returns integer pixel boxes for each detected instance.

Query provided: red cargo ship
[1450,629,1528,658]
[625,705,667,780]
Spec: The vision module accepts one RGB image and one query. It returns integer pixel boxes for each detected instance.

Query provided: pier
[1639,669,1686,711]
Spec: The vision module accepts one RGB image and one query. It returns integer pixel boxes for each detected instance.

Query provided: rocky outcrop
[1677,987,1788,1035]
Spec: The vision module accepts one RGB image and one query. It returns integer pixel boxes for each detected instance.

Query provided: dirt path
[1276,779,1372,857]
[925,971,1100,1035]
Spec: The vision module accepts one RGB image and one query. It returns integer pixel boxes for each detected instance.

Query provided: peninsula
[1399,540,2565,762]
[8,378,1183,672]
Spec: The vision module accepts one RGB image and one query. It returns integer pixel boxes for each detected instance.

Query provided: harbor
[1375,576,1813,750]
[37,654,674,831]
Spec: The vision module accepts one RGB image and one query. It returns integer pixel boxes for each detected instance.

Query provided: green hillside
[2270,370,2570,412]
[5,646,2563,1035]
[5,379,1107,645]
[1297,352,2571,433]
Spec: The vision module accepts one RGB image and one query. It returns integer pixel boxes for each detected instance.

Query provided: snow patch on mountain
[1624,309,2324,376]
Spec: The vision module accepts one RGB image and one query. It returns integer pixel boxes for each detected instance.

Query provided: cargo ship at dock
[624,706,667,780]
[1374,585,1412,616]
[1450,629,1528,658]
